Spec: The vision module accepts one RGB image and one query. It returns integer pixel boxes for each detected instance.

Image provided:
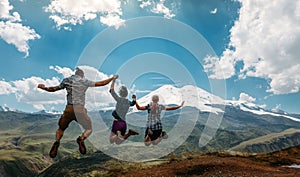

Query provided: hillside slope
[229,128,300,153]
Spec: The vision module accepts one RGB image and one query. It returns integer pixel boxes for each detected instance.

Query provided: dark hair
[119,86,128,97]
[75,67,84,76]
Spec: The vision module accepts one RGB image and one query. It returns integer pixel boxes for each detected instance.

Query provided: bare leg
[110,132,118,144]
[144,135,151,146]
[115,131,125,145]
[56,128,64,142]
[81,128,92,140]
[152,137,162,145]
[50,128,64,158]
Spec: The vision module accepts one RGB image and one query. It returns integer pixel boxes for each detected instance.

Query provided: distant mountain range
[0,84,300,176]
[133,84,300,122]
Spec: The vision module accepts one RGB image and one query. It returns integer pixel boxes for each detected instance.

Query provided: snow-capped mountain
[32,109,62,115]
[134,85,225,114]
[226,100,300,122]
[0,105,17,112]
[134,85,300,122]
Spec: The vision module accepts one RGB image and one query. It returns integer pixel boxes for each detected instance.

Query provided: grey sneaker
[161,131,168,139]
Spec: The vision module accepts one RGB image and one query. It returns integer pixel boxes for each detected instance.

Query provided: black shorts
[145,128,162,141]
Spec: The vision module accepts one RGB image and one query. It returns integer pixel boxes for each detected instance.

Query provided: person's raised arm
[135,98,147,110]
[165,101,185,111]
[37,84,62,92]
[130,94,136,106]
[110,75,117,91]
[94,74,118,87]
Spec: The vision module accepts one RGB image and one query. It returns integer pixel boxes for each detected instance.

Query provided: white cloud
[150,0,175,18]
[210,8,217,14]
[138,0,151,8]
[271,104,281,112]
[239,92,256,103]
[0,80,16,95]
[13,76,65,106]
[203,0,300,95]
[0,0,20,21]
[129,84,151,94]
[44,0,125,29]
[0,0,40,57]
[99,13,125,29]
[0,66,124,111]
[0,21,40,57]
[203,52,235,79]
[45,0,178,30]
[49,65,73,78]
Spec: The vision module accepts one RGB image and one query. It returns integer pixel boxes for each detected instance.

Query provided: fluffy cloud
[44,0,125,29]
[49,65,73,78]
[0,0,40,57]
[45,0,177,30]
[239,92,256,103]
[0,66,121,111]
[13,76,65,106]
[138,0,176,18]
[204,0,300,95]
[0,80,16,95]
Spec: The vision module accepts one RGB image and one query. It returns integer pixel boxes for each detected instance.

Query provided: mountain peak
[0,105,16,112]
[135,85,225,113]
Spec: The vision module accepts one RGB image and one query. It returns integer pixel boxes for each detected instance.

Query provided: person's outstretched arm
[134,96,147,110]
[37,84,62,92]
[94,74,118,87]
[165,101,185,111]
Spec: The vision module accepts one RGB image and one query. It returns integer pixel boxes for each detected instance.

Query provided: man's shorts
[58,105,92,131]
[111,119,127,136]
[145,128,162,141]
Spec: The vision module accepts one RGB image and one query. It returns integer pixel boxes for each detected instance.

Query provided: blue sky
[0,0,299,113]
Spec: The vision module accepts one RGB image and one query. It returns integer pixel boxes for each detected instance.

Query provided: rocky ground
[120,154,300,177]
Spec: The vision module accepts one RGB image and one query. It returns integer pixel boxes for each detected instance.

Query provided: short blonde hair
[152,95,159,103]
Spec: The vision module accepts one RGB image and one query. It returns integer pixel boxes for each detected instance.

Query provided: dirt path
[120,155,300,177]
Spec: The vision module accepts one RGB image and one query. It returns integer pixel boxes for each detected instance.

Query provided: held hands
[180,101,185,107]
[132,94,136,101]
[113,74,119,80]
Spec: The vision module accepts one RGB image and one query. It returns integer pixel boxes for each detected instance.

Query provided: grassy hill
[229,128,300,153]
[1,106,300,176]
[0,111,85,177]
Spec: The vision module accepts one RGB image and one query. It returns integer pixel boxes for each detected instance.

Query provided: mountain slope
[229,128,300,153]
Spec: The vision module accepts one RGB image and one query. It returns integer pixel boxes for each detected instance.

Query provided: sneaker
[161,131,168,139]
[49,141,60,158]
[129,129,139,135]
[76,136,86,155]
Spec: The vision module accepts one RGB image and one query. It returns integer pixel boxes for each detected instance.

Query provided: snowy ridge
[133,84,300,122]
[134,84,225,114]
[0,105,17,112]
[32,109,62,115]
[226,100,300,122]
